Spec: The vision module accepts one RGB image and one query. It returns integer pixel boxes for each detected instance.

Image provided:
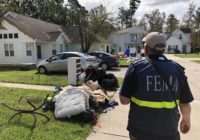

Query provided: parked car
[87,51,119,70]
[37,52,97,74]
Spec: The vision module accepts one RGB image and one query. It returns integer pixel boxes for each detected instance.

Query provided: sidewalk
[0,82,55,91]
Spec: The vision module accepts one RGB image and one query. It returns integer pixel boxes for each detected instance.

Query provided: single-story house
[108,26,146,54]
[165,28,191,53]
[0,11,69,65]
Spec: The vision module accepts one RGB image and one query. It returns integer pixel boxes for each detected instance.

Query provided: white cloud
[145,0,189,6]
[64,0,200,21]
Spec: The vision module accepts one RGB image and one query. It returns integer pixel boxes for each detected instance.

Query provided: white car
[37,52,98,74]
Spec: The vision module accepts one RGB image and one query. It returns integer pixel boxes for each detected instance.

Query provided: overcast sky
[64,0,200,20]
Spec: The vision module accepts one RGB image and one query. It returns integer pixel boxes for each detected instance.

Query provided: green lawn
[192,60,200,64]
[175,54,200,58]
[0,70,123,87]
[0,87,91,140]
[0,70,68,86]
[119,59,131,67]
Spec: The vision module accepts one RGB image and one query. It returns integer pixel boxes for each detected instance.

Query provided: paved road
[87,54,200,140]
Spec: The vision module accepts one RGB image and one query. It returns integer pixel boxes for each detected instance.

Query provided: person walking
[119,32,194,140]
[125,46,130,57]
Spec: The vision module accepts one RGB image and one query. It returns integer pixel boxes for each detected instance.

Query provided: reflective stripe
[131,97,180,109]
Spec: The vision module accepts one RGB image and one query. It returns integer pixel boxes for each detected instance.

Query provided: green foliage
[176,54,200,58]
[66,1,114,52]
[192,60,200,64]
[119,59,131,66]
[166,14,179,32]
[0,87,91,140]
[144,9,166,32]
[182,3,196,31]
[117,0,140,29]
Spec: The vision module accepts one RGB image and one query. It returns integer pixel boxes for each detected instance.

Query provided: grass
[117,77,124,86]
[175,54,200,58]
[192,60,200,64]
[0,70,124,88]
[0,70,68,86]
[119,59,131,67]
[0,87,91,140]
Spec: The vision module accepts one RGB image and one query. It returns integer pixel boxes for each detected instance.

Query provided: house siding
[109,26,146,53]
[0,20,35,64]
[166,29,191,53]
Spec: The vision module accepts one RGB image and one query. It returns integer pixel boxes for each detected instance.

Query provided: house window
[179,34,182,39]
[14,33,18,38]
[4,44,14,56]
[60,44,64,52]
[130,34,137,42]
[26,43,33,56]
[9,33,13,39]
[52,44,57,55]
[4,34,7,39]
[0,34,2,39]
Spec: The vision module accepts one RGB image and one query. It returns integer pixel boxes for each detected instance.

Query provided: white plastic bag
[54,87,89,119]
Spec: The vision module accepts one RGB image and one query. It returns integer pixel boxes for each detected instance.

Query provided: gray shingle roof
[2,12,63,41]
[180,28,192,33]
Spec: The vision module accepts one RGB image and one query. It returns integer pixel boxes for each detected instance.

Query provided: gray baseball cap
[142,32,166,51]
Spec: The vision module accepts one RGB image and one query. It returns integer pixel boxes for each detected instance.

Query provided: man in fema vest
[119,32,194,140]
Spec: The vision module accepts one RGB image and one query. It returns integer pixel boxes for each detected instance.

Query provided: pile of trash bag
[42,66,119,124]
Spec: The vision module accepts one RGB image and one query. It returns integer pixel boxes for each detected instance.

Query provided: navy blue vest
[128,55,185,136]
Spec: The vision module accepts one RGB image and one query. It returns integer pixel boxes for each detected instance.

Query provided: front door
[37,45,42,59]
[106,45,110,53]
[182,45,186,53]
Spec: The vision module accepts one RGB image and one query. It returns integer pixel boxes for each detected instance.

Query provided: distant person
[120,32,194,140]
[125,47,130,57]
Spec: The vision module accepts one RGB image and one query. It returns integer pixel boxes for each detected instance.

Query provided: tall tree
[67,1,114,52]
[166,14,179,32]
[144,9,166,32]
[117,7,132,29]
[117,0,140,29]
[182,3,195,31]
[194,7,200,30]
[138,16,147,31]
[191,7,200,52]
[0,0,67,26]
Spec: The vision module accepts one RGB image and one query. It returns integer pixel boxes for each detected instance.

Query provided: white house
[108,26,146,54]
[165,28,191,53]
[0,12,69,65]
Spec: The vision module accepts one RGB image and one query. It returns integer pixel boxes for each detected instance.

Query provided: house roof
[117,26,146,34]
[164,32,172,40]
[180,28,191,33]
[1,11,63,41]
[117,27,133,34]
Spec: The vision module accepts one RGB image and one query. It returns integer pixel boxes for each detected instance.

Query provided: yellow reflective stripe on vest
[131,97,180,109]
